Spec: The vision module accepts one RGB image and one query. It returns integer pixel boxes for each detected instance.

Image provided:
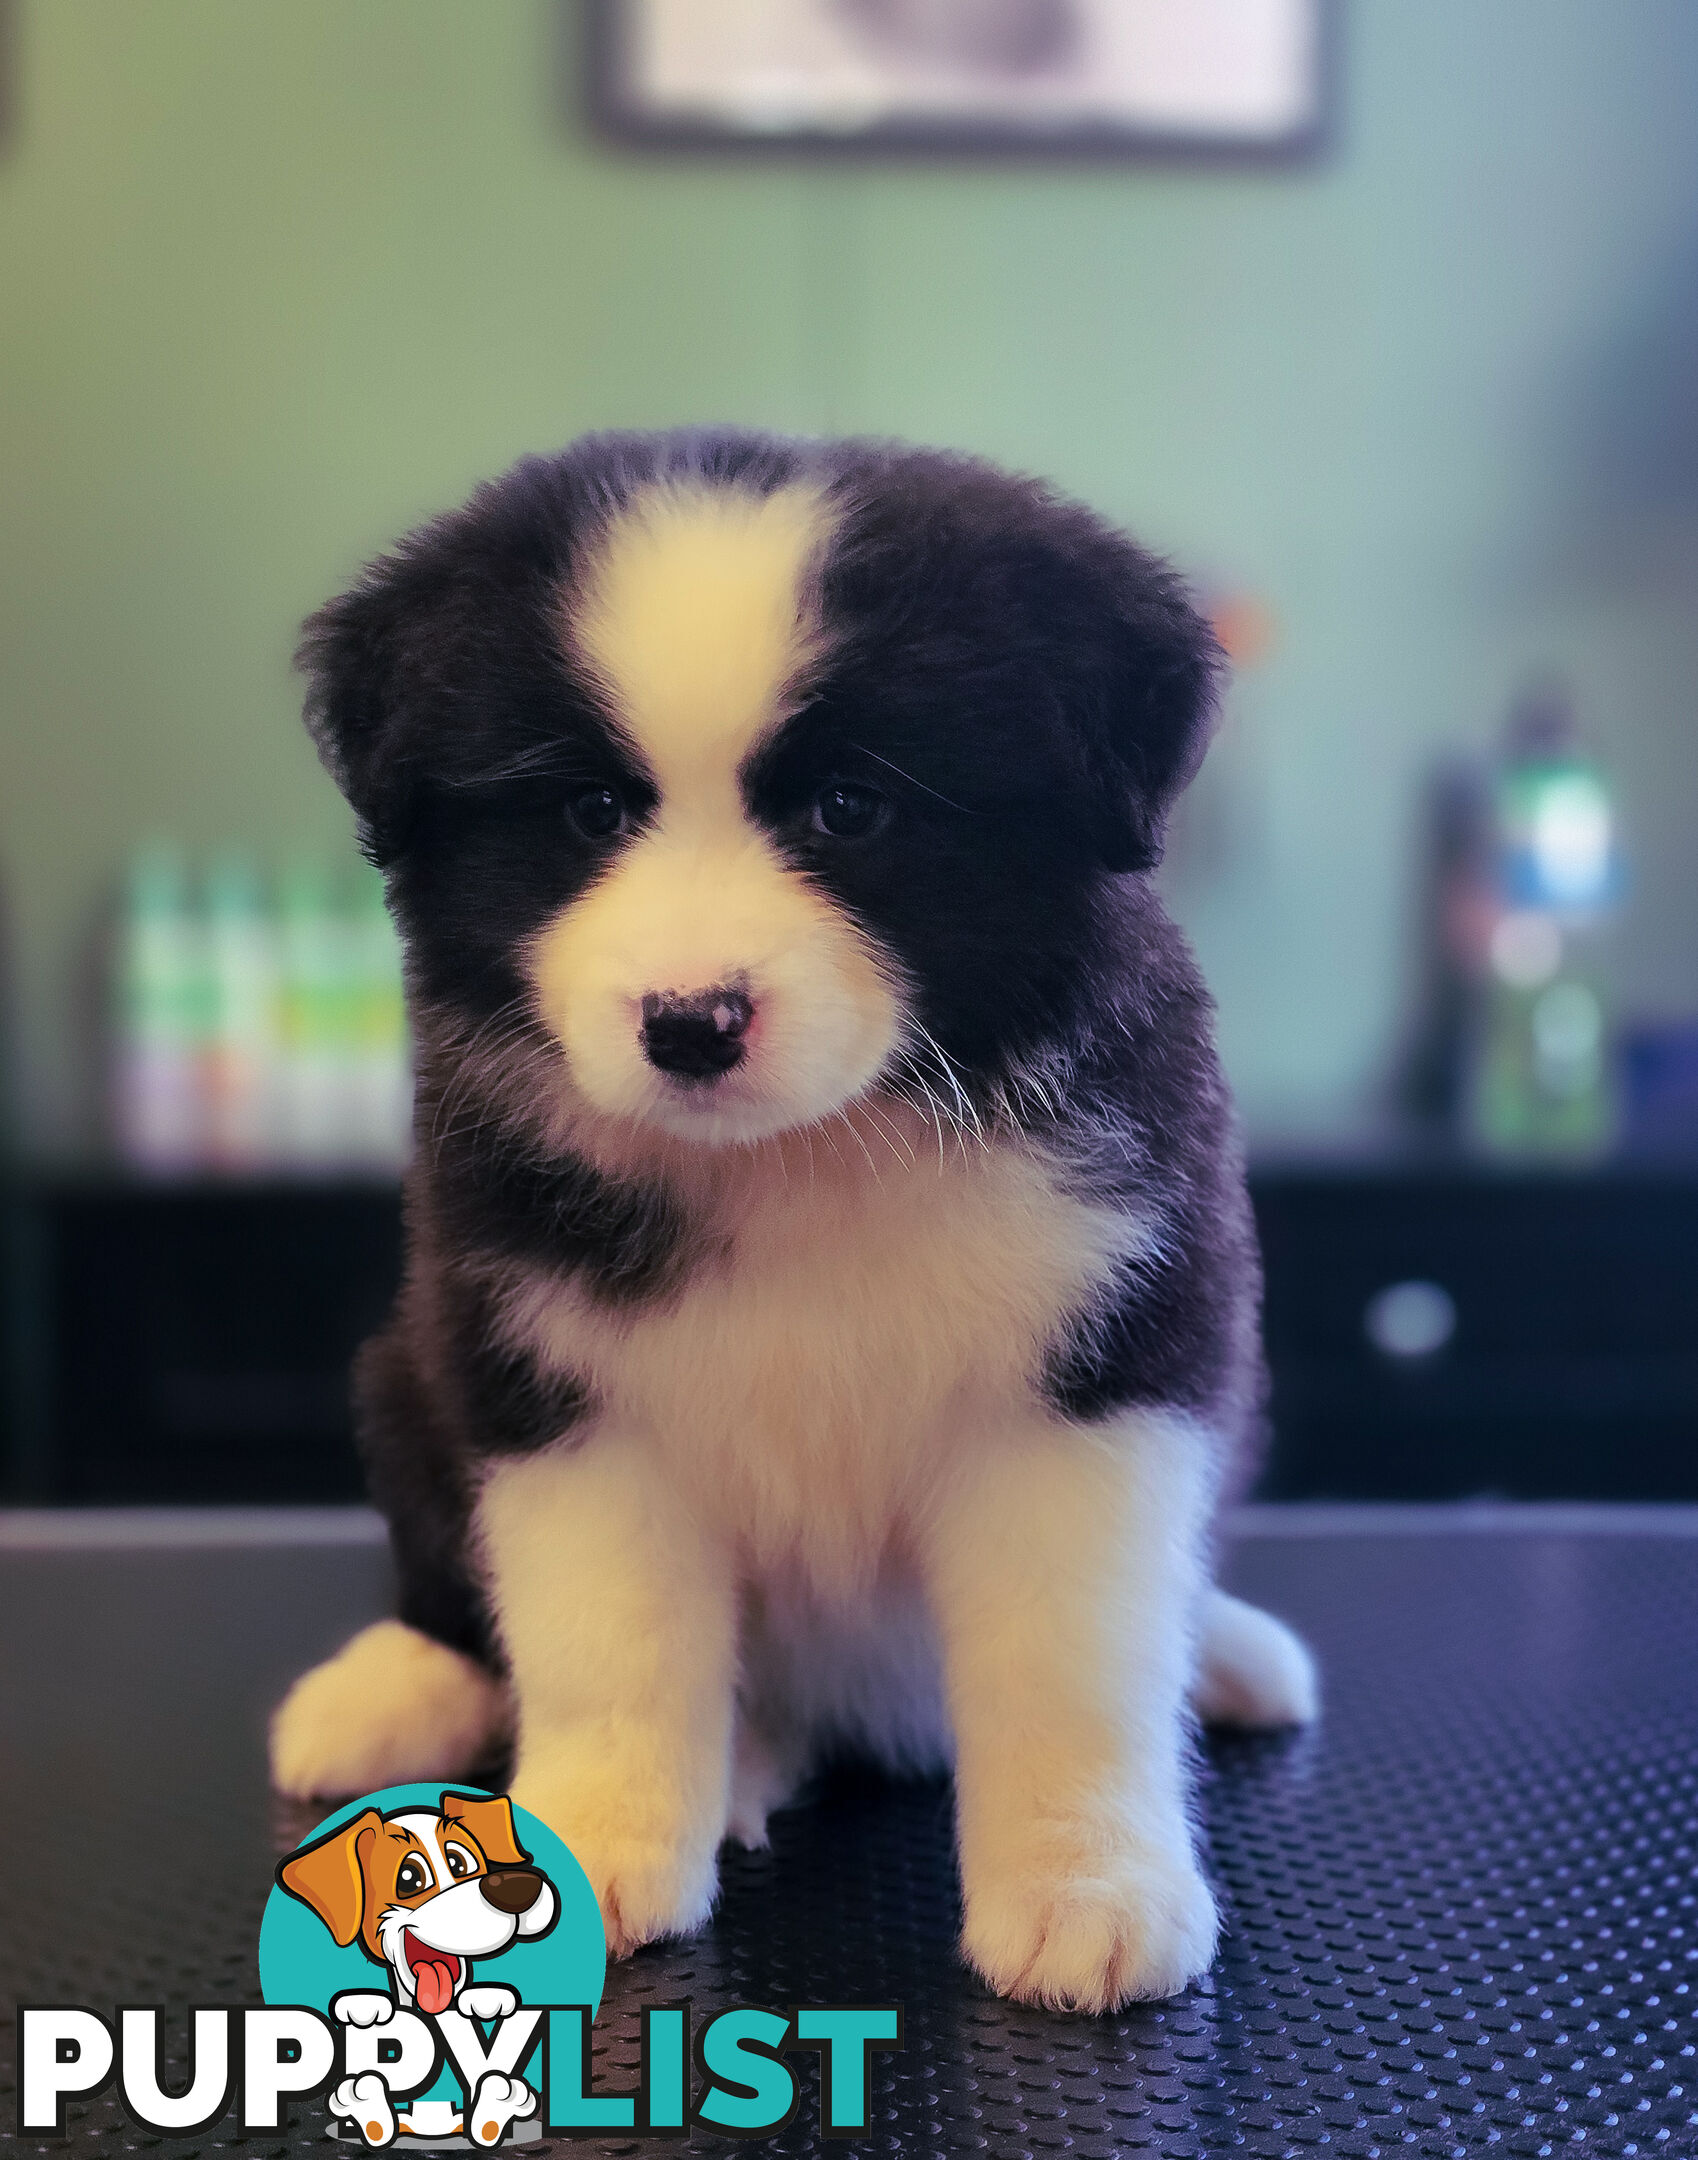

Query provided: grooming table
[4,1506,1696,2156]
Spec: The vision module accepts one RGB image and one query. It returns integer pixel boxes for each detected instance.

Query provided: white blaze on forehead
[532,477,900,1145]
[567,481,833,786]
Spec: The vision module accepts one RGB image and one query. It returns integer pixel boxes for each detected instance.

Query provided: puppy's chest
[502,1133,1129,1491]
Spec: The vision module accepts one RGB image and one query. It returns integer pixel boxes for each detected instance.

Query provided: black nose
[480,1867,545,1916]
[641,988,754,1079]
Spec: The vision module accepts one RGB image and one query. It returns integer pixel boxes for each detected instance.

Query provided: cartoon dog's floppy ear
[1076,553,1222,874]
[277,1807,382,1948]
[440,1791,532,1869]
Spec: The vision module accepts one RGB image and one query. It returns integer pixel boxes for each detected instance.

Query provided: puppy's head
[277,1792,557,2010]
[300,432,1218,1147]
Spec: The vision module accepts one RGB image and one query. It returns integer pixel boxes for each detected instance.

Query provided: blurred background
[2,0,1695,1507]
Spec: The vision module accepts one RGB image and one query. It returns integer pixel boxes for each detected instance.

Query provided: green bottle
[276,856,347,1168]
[204,852,281,1171]
[345,864,411,1170]
[113,844,211,1173]
[1468,689,1618,1160]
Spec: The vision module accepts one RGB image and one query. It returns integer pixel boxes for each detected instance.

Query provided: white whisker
[839,1112,884,1185]
[859,1097,918,1171]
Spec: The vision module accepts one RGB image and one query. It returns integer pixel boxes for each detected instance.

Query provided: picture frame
[0,0,13,147]
[583,0,1335,161]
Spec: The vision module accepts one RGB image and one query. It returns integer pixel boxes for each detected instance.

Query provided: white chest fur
[493,1114,1141,1593]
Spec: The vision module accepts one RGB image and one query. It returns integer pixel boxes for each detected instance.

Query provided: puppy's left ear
[1076,563,1222,873]
[441,1791,531,1869]
[296,539,452,866]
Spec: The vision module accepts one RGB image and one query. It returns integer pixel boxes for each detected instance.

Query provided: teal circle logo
[260,1784,605,2016]
[259,1785,604,2137]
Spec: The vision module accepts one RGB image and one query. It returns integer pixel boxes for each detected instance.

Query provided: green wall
[4,0,1697,1156]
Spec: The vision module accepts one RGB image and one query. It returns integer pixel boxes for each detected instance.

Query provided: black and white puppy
[270,429,1316,2013]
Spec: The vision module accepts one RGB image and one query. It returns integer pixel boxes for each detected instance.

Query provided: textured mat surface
[4,1518,1698,2155]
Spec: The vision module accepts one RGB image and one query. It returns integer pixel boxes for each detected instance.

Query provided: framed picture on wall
[0,0,13,144]
[585,0,1334,158]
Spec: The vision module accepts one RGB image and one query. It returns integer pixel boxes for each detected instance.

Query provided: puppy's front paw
[560,1829,719,1959]
[963,1842,1218,2013]
[270,1621,509,1799]
[510,1766,718,1958]
[725,1716,806,1851]
[1194,1591,1319,1729]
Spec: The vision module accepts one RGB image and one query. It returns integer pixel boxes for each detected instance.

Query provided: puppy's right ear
[277,1807,382,1948]
[297,547,445,866]
[1075,561,1222,874]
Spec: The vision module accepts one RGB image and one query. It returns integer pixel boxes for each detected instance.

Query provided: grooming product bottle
[344,862,411,1169]
[113,844,210,1173]
[203,851,282,1171]
[1467,687,1618,1159]
[276,855,348,1168]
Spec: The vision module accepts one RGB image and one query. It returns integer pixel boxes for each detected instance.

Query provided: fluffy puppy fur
[270,428,1317,2013]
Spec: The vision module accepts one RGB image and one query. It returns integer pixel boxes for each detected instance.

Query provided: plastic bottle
[276,856,349,1170]
[112,845,210,1174]
[1467,688,1619,1160]
[344,863,411,1171]
[203,852,282,1172]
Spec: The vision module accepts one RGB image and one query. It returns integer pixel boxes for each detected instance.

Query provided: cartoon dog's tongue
[415,1956,457,2014]
[404,1932,461,2015]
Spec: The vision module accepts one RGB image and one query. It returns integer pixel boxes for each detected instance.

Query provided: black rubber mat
[5,1514,1698,2156]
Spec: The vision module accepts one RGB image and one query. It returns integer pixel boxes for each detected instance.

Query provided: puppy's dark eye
[567,784,627,839]
[445,1845,475,1879]
[813,783,888,839]
[397,1859,428,1897]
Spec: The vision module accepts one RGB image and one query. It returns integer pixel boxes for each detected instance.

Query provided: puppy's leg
[726,1712,809,1850]
[272,1324,507,1799]
[1192,1589,1318,1728]
[726,1568,950,1849]
[270,1620,509,1799]
[922,1413,1218,2014]
[479,1433,736,1957]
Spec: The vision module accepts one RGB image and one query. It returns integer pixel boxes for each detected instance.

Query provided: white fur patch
[1193,1589,1319,1728]
[477,1131,1220,2008]
[498,1112,1147,1598]
[525,817,900,1146]
[570,481,831,780]
[526,482,903,1147]
[725,1715,808,1851]
[476,1432,738,1958]
[269,1619,509,1800]
[924,1410,1221,2009]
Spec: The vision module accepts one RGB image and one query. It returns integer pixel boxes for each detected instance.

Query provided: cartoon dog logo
[278,1791,558,2147]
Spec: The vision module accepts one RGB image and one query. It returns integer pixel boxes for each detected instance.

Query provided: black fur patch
[742,445,1221,1107]
[353,1324,496,1663]
[355,1272,596,1672]
[450,1287,593,1459]
[429,1119,689,1306]
[298,432,816,1027]
[1043,1202,1257,1423]
[1028,888,1264,1429]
